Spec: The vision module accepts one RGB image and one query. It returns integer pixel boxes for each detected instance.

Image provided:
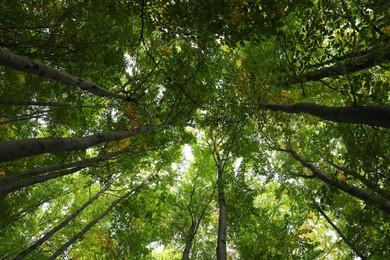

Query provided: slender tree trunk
[263,103,390,128]
[0,124,168,163]
[0,100,91,108]
[298,44,390,82]
[279,148,390,214]
[0,165,86,196]
[183,217,198,260]
[49,179,149,259]
[0,50,136,103]
[14,183,111,259]
[216,157,227,260]
[182,177,216,260]
[0,145,131,187]
[0,189,71,230]
[329,161,390,200]
[313,201,367,260]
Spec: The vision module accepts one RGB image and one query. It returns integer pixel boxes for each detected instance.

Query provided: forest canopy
[0,0,389,259]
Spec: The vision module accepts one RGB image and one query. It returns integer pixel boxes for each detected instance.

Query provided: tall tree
[0,124,167,162]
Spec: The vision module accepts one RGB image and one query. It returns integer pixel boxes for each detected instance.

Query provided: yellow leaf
[0,168,5,177]
[1,123,9,133]
[236,59,242,68]
[337,172,347,182]
[222,44,230,53]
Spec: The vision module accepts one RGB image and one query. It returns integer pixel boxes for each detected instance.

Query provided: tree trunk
[263,103,390,128]
[0,189,71,230]
[0,124,168,163]
[14,184,111,259]
[313,201,367,260]
[0,165,87,196]
[298,44,390,82]
[0,100,91,108]
[182,217,198,260]
[0,145,131,187]
[280,148,390,214]
[0,50,136,103]
[49,179,149,259]
[329,161,390,200]
[216,157,227,260]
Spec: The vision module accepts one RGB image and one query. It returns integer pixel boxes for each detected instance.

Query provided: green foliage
[1,0,389,259]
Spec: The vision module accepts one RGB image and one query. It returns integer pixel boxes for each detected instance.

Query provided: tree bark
[0,124,168,163]
[328,161,390,200]
[313,201,367,260]
[280,148,390,214]
[298,44,390,82]
[0,50,136,103]
[0,145,131,187]
[14,183,111,259]
[216,157,227,260]
[263,103,390,128]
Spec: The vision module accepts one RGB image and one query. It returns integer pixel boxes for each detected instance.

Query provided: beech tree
[1,0,389,259]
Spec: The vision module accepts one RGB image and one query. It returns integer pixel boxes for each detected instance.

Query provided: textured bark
[49,180,148,259]
[263,103,390,128]
[298,44,390,82]
[0,50,135,102]
[0,124,167,163]
[216,157,227,260]
[14,184,110,259]
[0,145,131,187]
[314,202,367,260]
[280,148,390,214]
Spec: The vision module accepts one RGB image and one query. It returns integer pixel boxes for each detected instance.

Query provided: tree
[262,103,390,128]
[1,0,389,258]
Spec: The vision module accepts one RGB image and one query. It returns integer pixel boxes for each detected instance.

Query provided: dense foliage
[0,0,389,259]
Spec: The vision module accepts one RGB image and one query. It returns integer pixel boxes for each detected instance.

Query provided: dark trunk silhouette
[263,103,390,128]
[216,156,227,260]
[313,201,367,260]
[297,44,390,82]
[328,161,390,200]
[279,148,390,214]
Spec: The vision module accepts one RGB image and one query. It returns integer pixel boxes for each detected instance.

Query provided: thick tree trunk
[0,145,131,187]
[263,103,390,128]
[298,44,390,82]
[216,158,227,260]
[0,124,167,163]
[14,184,111,259]
[280,148,390,214]
[49,179,148,259]
[313,201,367,260]
[0,50,135,102]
